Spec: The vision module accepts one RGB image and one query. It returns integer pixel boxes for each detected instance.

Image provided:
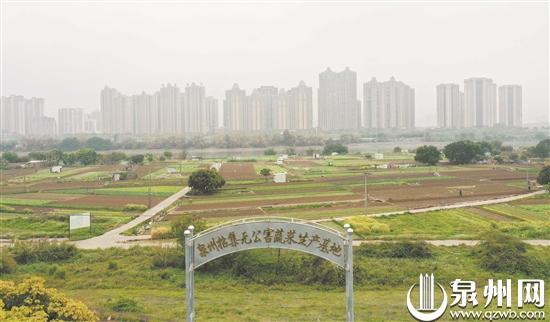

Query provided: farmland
[1,151,549,321]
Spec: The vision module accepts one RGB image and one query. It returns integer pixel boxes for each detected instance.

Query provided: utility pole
[147,164,152,208]
[364,172,368,215]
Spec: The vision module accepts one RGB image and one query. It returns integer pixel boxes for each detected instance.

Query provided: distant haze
[2,2,548,127]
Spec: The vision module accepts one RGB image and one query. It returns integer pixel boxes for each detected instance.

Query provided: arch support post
[185,226,195,322]
[345,225,354,322]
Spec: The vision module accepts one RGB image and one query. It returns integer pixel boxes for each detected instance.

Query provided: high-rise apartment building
[464,78,497,127]
[286,81,313,130]
[223,84,247,131]
[436,84,464,128]
[29,117,57,136]
[204,97,218,132]
[223,82,313,131]
[498,85,522,127]
[183,83,206,133]
[0,95,45,135]
[363,77,415,129]
[101,84,216,135]
[58,108,84,135]
[318,67,360,130]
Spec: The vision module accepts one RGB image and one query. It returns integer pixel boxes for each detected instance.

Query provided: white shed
[50,166,63,173]
[273,172,287,183]
[374,153,384,160]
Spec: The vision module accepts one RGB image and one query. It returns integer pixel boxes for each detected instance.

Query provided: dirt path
[74,187,190,249]
[315,190,547,222]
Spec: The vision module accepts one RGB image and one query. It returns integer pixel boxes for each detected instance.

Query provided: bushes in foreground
[0,253,17,274]
[10,241,77,264]
[473,231,546,276]
[357,241,433,259]
[0,278,98,321]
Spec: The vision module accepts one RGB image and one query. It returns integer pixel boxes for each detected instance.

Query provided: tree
[188,169,226,194]
[443,140,483,164]
[85,137,113,151]
[180,149,188,160]
[533,139,550,159]
[264,148,277,156]
[27,151,47,160]
[57,137,80,152]
[75,148,98,165]
[102,152,128,164]
[322,142,348,155]
[414,145,441,165]
[537,166,550,185]
[393,146,402,153]
[260,168,272,181]
[1,152,18,163]
[130,154,145,165]
[163,151,173,160]
[145,153,154,162]
[284,147,296,156]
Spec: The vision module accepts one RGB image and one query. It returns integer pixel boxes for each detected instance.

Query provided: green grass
[10,167,95,182]
[483,204,549,221]
[68,171,111,181]
[2,245,549,321]
[0,210,135,240]
[344,208,550,240]
[57,185,183,197]
[0,197,52,206]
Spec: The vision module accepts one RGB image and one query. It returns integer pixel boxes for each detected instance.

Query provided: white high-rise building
[183,83,206,133]
[159,84,181,134]
[204,96,218,132]
[464,77,497,127]
[223,84,247,131]
[436,84,464,128]
[286,81,313,130]
[363,77,415,129]
[29,117,57,136]
[58,108,83,134]
[318,67,360,130]
[0,95,44,135]
[498,85,522,127]
[101,86,126,134]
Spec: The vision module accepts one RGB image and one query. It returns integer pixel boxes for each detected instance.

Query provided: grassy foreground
[3,242,549,321]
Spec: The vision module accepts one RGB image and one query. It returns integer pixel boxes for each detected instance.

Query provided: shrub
[0,253,16,274]
[264,148,277,156]
[474,231,540,275]
[151,226,172,240]
[357,241,433,259]
[11,241,77,264]
[151,247,184,269]
[0,278,98,321]
[414,145,441,165]
[171,215,207,247]
[345,216,390,235]
[108,297,141,313]
[108,261,118,270]
[123,203,148,212]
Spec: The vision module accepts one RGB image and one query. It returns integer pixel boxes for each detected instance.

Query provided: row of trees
[414,139,550,166]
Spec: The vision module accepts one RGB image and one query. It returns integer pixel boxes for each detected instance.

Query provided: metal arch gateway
[183,217,355,322]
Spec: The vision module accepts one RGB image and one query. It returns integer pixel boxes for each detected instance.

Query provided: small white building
[280,154,289,160]
[313,153,320,159]
[276,158,284,165]
[374,153,384,160]
[166,167,177,174]
[273,172,287,183]
[50,165,62,173]
[331,152,339,156]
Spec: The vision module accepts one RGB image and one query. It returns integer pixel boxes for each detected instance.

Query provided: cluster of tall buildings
[0,95,100,136]
[224,82,313,131]
[437,78,522,128]
[101,83,218,135]
[1,71,525,137]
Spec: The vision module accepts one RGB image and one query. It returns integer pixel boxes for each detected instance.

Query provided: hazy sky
[2,1,548,126]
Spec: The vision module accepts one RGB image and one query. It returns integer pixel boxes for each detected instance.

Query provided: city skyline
[2,3,547,126]
[2,72,527,136]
